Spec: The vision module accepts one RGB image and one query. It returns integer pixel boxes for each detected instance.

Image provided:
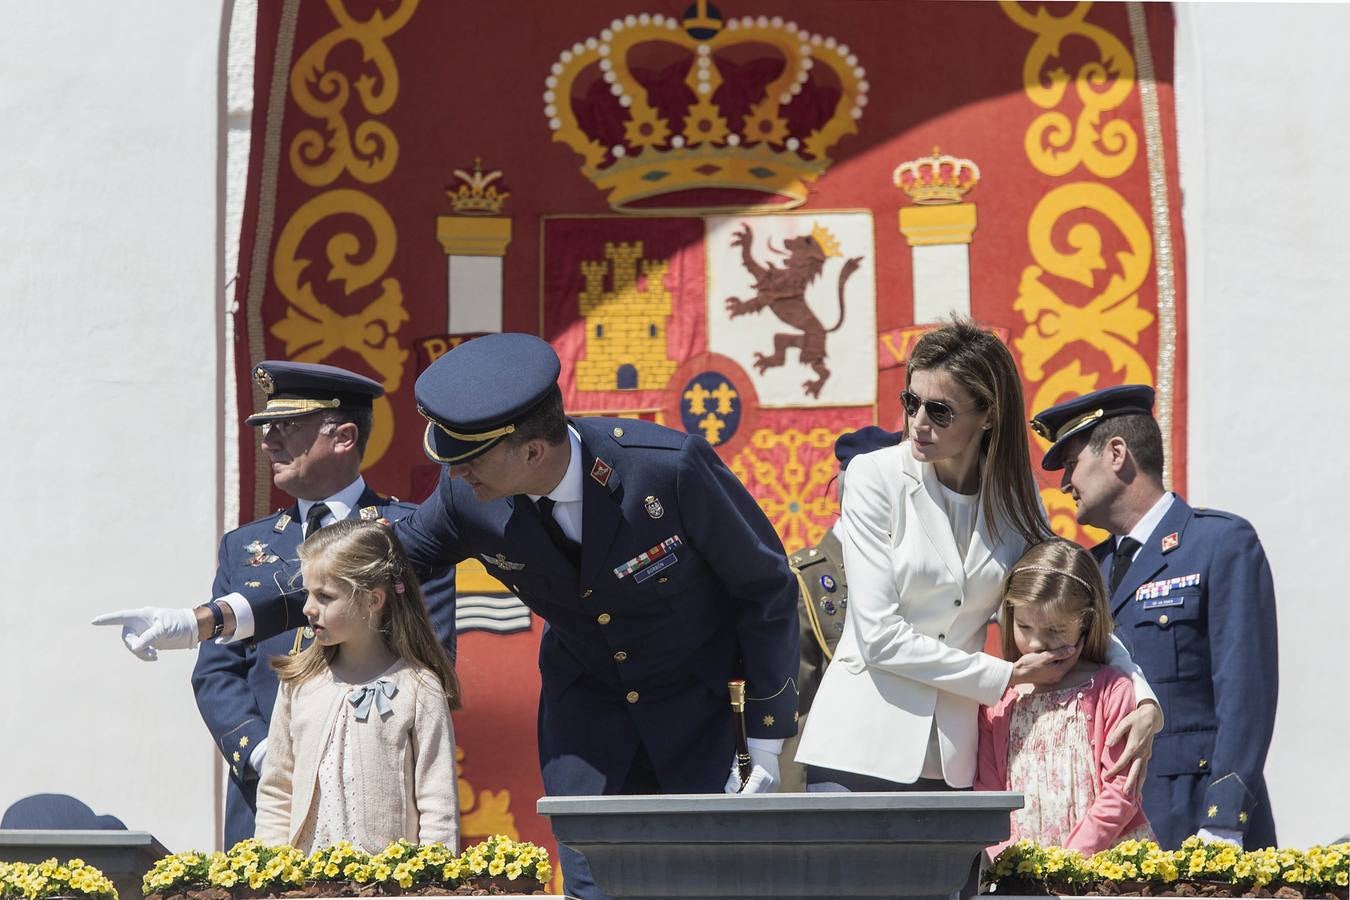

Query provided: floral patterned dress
[1006,678,1156,848]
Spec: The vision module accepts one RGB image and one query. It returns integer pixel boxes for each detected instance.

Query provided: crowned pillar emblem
[894,148,981,323]
[437,159,512,334]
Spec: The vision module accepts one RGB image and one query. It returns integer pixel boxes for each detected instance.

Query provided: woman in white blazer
[796,320,1161,791]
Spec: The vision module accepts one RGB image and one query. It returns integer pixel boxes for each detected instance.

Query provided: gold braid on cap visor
[1031,408,1104,442]
[259,397,342,415]
[418,407,516,464]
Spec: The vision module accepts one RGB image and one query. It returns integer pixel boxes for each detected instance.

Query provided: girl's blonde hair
[999,538,1115,664]
[272,518,460,709]
[906,318,1052,547]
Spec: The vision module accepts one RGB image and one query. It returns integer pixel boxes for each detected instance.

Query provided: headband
[1010,565,1094,592]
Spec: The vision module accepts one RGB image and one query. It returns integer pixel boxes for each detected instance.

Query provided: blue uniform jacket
[190,487,457,848]
[396,417,800,798]
[1097,495,1278,849]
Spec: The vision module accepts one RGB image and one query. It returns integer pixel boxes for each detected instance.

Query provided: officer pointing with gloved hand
[95,334,799,900]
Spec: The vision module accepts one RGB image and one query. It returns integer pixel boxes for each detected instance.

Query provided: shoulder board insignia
[274,513,292,532]
[359,506,380,520]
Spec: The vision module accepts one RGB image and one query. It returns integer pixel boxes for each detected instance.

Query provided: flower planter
[539,790,1023,900]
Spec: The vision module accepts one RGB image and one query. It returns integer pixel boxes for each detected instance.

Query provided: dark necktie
[304,502,331,538]
[1109,536,1142,594]
[536,496,581,568]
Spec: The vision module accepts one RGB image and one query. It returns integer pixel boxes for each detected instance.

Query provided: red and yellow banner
[233,0,1185,873]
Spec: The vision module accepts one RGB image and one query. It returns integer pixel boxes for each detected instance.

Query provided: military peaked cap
[244,360,384,426]
[1032,383,1155,471]
[415,333,561,464]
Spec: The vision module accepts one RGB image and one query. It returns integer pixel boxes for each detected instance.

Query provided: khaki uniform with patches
[780,527,847,791]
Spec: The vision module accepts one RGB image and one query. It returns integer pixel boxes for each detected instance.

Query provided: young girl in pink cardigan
[977,538,1155,855]
[255,519,460,853]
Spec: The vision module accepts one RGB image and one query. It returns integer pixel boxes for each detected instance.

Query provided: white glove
[724,743,780,794]
[1197,827,1243,847]
[91,607,200,660]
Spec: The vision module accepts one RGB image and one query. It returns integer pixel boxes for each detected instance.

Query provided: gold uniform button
[626,691,639,703]
[613,426,625,437]
[1159,614,1170,625]
[581,589,593,599]
[597,613,612,625]
[657,576,669,584]
[1198,758,1208,768]
[613,651,628,662]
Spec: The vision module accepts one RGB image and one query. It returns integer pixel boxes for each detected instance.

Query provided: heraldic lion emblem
[723,222,863,399]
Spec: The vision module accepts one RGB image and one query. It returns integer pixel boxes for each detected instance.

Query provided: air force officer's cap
[1032,384,1155,471]
[834,425,904,471]
[415,333,561,465]
[244,360,384,426]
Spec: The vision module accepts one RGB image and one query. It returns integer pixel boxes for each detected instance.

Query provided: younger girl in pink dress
[977,538,1155,855]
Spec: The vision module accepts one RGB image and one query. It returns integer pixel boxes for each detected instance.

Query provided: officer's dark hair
[320,408,374,457]
[1087,413,1164,483]
[907,318,1051,546]
[502,384,568,448]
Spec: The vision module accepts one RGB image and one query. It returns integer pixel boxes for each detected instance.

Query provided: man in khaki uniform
[781,426,903,790]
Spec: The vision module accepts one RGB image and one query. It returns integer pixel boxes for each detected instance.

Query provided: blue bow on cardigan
[348,678,398,721]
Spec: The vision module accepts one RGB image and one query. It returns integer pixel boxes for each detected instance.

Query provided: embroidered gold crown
[893,147,980,206]
[446,158,510,215]
[544,5,869,215]
[810,223,841,258]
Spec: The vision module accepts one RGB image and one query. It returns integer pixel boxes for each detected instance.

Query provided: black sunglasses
[900,390,971,429]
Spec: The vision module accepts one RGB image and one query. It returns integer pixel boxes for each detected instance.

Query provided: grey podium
[0,830,170,900]
[539,791,1023,900]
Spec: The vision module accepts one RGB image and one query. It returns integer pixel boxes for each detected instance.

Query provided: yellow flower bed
[0,858,118,900]
[985,837,1349,897]
[142,836,551,896]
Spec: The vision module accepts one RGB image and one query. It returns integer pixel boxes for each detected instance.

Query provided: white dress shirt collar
[298,475,367,533]
[1123,491,1175,557]
[530,426,583,504]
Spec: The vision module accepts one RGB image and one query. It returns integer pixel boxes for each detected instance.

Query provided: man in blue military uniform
[1032,384,1278,850]
[97,335,798,899]
[398,333,798,900]
[96,361,456,848]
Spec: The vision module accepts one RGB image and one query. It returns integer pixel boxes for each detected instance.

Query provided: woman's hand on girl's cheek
[1009,645,1077,686]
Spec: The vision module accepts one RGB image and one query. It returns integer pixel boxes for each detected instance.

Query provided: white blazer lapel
[907,458,965,591]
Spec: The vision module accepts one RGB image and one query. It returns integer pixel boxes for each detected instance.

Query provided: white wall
[1176,3,1350,847]
[0,4,222,850]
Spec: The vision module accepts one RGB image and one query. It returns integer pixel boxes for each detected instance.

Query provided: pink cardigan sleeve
[977,692,1016,857]
[1063,669,1150,854]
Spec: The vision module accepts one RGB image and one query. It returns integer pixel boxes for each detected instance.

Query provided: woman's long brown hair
[907,318,1051,547]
